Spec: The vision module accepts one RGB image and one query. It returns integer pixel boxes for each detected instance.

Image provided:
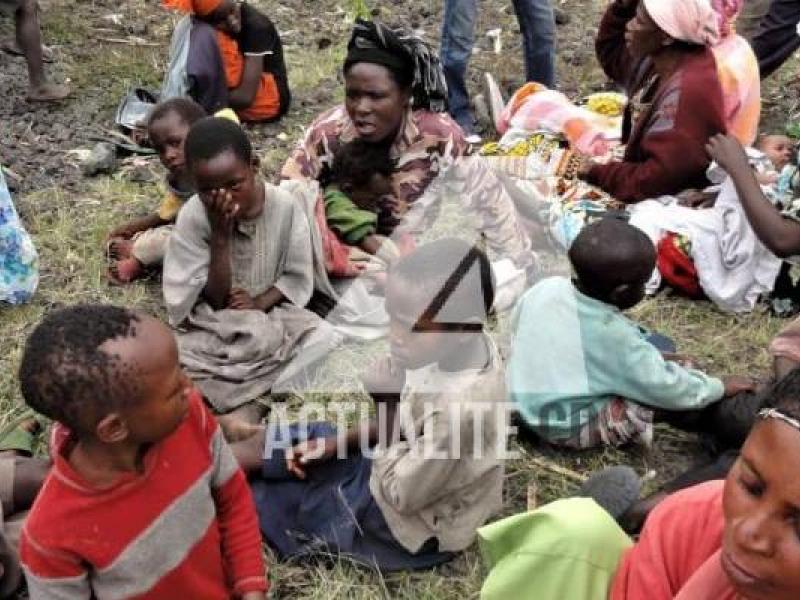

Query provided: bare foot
[108,238,135,260]
[108,258,144,285]
[26,82,70,102]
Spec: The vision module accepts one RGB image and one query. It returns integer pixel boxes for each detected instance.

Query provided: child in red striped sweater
[16,305,267,599]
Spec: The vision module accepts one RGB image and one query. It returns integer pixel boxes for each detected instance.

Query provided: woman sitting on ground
[578,0,728,203]
[161,0,290,122]
[281,19,534,278]
[481,367,800,600]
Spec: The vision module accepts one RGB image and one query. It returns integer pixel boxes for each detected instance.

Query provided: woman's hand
[706,134,751,179]
[285,437,338,479]
[361,356,406,402]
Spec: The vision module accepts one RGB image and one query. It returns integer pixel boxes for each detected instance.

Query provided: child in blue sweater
[508,217,754,449]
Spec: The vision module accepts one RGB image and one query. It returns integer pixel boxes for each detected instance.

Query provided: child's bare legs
[15,0,69,101]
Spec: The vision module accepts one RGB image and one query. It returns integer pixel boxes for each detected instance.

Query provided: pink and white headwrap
[642,0,721,46]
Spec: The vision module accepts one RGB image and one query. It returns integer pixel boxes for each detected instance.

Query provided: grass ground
[2,0,800,597]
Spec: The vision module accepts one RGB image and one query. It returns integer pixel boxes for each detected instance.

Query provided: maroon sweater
[586,0,726,203]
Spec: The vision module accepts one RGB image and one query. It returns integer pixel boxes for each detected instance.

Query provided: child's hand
[285,437,338,479]
[228,288,256,310]
[203,188,239,233]
[722,375,756,397]
[361,356,406,402]
[240,592,266,600]
[706,134,750,177]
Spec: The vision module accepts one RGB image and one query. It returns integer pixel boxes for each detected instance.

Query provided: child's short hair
[569,217,655,296]
[18,305,143,434]
[184,116,252,170]
[389,238,495,330]
[147,97,206,130]
[331,140,394,189]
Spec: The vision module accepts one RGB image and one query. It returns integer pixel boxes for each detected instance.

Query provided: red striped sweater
[20,391,267,599]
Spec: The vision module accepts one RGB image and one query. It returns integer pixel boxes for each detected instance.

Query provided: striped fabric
[20,392,267,599]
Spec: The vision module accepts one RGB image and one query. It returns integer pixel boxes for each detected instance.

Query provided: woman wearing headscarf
[581,0,728,203]
[161,0,290,121]
[281,20,534,277]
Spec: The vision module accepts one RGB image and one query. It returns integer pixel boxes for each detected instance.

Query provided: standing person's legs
[6,0,69,100]
[510,0,556,88]
[751,0,800,79]
[440,0,478,134]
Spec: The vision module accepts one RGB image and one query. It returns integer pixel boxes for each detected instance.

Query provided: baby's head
[757,134,795,171]
[147,97,206,184]
[19,305,192,445]
[385,238,495,370]
[569,217,656,310]
[331,140,394,211]
[184,116,262,218]
[722,369,800,599]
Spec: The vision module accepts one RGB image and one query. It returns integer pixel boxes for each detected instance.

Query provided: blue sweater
[508,277,724,440]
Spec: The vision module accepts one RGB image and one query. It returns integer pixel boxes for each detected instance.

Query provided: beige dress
[163,182,338,412]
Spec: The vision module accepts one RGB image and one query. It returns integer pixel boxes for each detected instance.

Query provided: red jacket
[587,0,727,203]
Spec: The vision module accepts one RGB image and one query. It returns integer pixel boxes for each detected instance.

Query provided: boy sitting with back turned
[17,304,267,599]
[508,218,753,449]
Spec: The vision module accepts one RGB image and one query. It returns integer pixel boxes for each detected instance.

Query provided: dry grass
[2,0,800,598]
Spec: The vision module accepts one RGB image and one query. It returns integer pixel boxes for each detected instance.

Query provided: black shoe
[575,466,641,520]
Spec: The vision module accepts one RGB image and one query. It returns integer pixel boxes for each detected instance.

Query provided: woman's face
[722,419,800,600]
[625,3,670,59]
[344,62,411,144]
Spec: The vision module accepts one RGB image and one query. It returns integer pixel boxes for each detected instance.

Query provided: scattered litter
[81,143,117,177]
[101,13,123,26]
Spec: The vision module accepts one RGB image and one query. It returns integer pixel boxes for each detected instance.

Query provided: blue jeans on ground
[440,0,556,133]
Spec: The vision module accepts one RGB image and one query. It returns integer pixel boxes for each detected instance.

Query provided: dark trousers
[751,0,800,79]
[656,388,767,453]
